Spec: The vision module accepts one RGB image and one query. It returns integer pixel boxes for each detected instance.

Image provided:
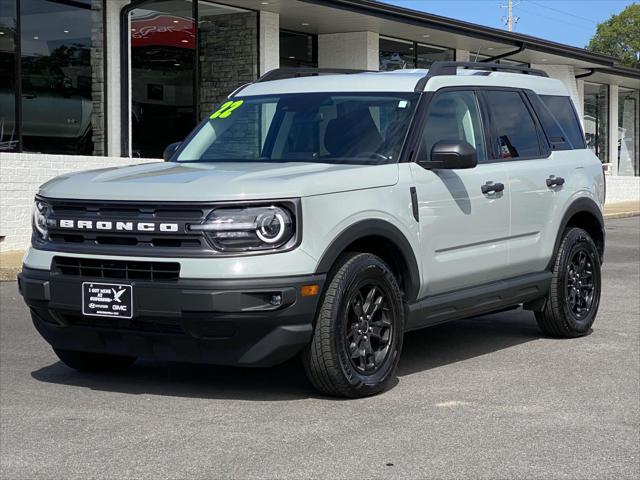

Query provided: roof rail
[414,61,549,91]
[256,67,376,83]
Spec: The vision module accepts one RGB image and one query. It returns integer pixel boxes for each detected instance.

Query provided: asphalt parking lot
[1,217,638,479]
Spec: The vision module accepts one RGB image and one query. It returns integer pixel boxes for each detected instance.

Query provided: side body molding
[314,219,421,302]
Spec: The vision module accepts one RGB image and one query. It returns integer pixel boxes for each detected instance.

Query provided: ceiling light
[261,1,270,4]
[0,32,4,35]
[422,34,430,38]
[301,22,310,26]
[63,30,69,33]
[174,63,180,66]
[541,58,548,62]
[33,36,39,40]
[181,39,189,43]
[487,47,494,51]
[289,56,295,59]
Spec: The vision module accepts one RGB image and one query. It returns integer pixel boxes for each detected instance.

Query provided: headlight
[191,204,296,252]
[32,200,50,240]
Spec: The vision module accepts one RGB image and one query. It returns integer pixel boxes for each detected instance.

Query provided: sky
[385,0,633,48]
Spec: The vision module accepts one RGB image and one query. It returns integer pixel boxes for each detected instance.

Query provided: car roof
[236,68,570,97]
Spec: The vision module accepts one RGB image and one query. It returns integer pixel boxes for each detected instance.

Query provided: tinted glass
[0,0,17,151]
[20,0,94,154]
[415,43,454,68]
[541,95,585,149]
[618,88,639,176]
[280,30,317,67]
[177,93,418,164]
[485,90,541,159]
[583,83,609,162]
[421,91,486,162]
[379,37,415,71]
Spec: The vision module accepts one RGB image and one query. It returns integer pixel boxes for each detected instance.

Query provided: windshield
[176,92,419,164]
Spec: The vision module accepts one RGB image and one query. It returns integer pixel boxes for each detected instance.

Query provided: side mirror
[420,140,478,170]
[163,142,181,161]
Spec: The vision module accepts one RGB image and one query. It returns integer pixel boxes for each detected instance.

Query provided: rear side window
[540,95,586,149]
[484,90,543,159]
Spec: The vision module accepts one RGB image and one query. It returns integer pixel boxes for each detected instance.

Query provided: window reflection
[379,36,454,71]
[20,0,94,154]
[618,88,639,176]
[0,0,17,151]
[583,82,609,163]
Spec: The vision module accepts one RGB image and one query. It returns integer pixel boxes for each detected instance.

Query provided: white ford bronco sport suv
[19,62,605,398]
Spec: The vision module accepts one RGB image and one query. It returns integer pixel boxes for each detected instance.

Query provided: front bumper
[18,267,325,367]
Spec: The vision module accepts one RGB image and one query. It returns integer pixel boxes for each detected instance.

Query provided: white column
[456,49,470,62]
[608,84,619,175]
[105,0,129,157]
[259,11,279,76]
[318,32,379,70]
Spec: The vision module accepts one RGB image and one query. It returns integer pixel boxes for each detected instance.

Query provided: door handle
[481,181,505,195]
[546,175,565,188]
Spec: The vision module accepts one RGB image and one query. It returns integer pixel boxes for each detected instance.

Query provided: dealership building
[0,0,639,250]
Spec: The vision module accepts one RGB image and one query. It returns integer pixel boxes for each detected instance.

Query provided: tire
[536,227,602,338]
[54,349,137,373]
[303,253,404,398]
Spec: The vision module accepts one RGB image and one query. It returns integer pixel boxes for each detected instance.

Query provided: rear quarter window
[540,95,586,149]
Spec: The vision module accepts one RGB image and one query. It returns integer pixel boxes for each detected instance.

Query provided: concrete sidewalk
[1,201,638,281]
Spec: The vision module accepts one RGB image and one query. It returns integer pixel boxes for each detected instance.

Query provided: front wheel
[303,253,404,398]
[536,227,602,338]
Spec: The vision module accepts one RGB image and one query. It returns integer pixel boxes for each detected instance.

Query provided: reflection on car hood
[39,161,400,201]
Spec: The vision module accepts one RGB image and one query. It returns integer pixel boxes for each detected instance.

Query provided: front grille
[53,257,180,282]
[39,198,213,257]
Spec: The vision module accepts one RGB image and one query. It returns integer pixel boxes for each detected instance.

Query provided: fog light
[270,294,282,306]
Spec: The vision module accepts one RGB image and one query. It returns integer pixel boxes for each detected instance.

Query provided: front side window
[177,93,418,164]
[484,90,542,159]
[420,90,486,162]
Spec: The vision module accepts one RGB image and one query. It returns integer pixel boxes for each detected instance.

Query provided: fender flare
[314,219,421,301]
[547,197,605,270]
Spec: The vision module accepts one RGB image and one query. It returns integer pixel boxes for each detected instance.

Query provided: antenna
[501,0,520,32]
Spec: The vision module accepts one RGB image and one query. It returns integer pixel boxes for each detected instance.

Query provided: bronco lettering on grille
[58,220,179,232]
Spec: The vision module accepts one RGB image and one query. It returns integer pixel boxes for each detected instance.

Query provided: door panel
[411,163,510,297]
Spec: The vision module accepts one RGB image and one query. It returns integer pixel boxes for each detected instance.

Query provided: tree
[587,3,640,68]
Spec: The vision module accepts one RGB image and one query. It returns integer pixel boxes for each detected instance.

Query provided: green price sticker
[210,100,244,119]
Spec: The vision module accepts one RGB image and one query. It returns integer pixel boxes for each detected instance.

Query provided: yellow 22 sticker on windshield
[210,100,244,119]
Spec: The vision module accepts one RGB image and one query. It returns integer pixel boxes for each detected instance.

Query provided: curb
[604,211,640,220]
[0,267,21,282]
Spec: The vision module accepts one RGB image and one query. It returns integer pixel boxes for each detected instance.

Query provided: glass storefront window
[19,0,95,155]
[129,0,195,158]
[618,87,639,176]
[416,43,454,68]
[0,0,17,151]
[280,30,317,68]
[128,0,256,158]
[583,82,609,163]
[379,36,415,71]
[379,36,454,71]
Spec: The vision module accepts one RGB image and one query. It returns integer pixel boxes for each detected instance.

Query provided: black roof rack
[414,61,549,91]
[256,67,376,83]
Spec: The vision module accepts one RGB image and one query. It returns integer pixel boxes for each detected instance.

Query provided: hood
[39,161,399,202]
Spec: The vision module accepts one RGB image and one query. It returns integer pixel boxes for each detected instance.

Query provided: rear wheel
[536,227,601,338]
[303,253,404,398]
[54,349,137,373]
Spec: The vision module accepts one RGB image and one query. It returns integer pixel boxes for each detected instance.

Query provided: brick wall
[0,153,158,252]
[199,12,258,120]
